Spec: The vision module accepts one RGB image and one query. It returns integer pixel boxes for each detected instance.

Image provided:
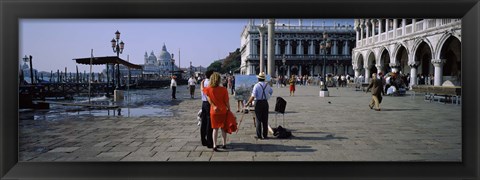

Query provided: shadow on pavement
[291,134,348,141]
[379,108,421,111]
[228,142,316,152]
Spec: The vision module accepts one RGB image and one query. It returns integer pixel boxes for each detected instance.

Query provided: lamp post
[171,53,175,76]
[319,31,331,96]
[111,30,125,89]
[282,54,287,79]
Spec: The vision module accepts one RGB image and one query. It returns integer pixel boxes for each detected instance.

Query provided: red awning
[73,56,143,69]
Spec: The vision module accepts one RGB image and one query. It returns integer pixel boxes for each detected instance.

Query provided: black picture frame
[1,0,478,179]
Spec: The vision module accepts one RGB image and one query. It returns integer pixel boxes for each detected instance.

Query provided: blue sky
[20,19,353,73]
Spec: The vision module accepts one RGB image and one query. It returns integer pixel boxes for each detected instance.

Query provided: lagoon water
[18,86,188,121]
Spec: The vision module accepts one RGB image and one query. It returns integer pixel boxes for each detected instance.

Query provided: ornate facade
[352,19,461,87]
[142,44,176,76]
[240,20,356,77]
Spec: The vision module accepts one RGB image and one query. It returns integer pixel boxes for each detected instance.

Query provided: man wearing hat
[246,72,273,139]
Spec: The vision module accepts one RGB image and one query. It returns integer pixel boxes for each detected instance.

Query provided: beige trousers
[370,95,380,110]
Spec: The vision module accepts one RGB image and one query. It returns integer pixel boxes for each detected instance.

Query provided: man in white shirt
[170,76,177,100]
[200,70,214,148]
[246,72,273,139]
[188,76,196,99]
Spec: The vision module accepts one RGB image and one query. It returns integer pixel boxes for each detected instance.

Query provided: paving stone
[19,86,462,162]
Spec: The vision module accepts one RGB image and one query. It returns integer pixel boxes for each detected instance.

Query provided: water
[19,87,179,121]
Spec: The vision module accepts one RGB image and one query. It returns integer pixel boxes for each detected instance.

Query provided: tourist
[366,73,385,111]
[188,76,196,99]
[231,76,236,95]
[170,75,177,100]
[289,75,296,96]
[227,76,233,94]
[203,72,230,151]
[200,70,214,148]
[246,72,273,139]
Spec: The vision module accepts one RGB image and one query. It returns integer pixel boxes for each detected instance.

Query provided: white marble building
[240,20,356,77]
[142,44,176,76]
[351,19,461,87]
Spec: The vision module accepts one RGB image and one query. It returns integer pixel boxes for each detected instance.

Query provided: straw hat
[257,72,266,79]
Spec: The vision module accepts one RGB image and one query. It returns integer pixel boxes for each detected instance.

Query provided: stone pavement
[19,84,461,162]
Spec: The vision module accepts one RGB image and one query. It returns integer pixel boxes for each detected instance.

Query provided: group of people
[198,70,273,152]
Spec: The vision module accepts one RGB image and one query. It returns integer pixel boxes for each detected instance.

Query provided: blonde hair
[209,72,221,87]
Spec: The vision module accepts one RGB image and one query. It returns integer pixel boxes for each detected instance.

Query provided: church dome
[158,44,172,61]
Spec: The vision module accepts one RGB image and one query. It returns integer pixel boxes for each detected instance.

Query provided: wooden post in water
[89,49,93,103]
[57,70,60,83]
[65,67,67,82]
[76,66,79,83]
[50,70,53,82]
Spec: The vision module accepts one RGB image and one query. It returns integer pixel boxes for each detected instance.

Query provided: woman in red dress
[203,72,230,152]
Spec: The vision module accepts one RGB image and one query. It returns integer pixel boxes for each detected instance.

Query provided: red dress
[203,86,229,129]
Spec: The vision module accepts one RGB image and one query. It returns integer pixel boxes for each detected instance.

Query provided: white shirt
[170,79,177,88]
[188,78,196,86]
[251,82,273,101]
[201,78,210,101]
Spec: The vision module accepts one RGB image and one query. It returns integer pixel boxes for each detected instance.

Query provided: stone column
[268,19,275,77]
[309,40,315,55]
[375,65,383,75]
[299,65,302,76]
[385,19,389,32]
[253,40,258,55]
[370,19,375,36]
[432,59,445,86]
[275,40,280,55]
[257,25,267,73]
[412,19,417,32]
[409,64,418,88]
[287,40,291,54]
[287,65,291,77]
[378,19,383,34]
[364,67,371,83]
[333,40,338,55]
[393,19,398,37]
[356,29,360,41]
[354,68,360,78]
[366,21,370,38]
[297,40,303,55]
[344,40,350,55]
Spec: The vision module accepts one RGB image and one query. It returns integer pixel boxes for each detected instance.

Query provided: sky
[20,19,354,73]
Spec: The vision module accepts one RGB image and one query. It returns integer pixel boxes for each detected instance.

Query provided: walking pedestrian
[200,70,214,148]
[246,72,273,139]
[231,76,236,95]
[289,75,296,96]
[203,72,231,151]
[366,73,385,111]
[188,76,196,99]
[170,75,177,100]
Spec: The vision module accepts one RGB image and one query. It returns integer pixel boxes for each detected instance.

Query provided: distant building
[240,19,356,77]
[117,43,178,80]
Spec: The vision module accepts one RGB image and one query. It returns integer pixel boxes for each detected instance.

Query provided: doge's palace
[352,19,461,87]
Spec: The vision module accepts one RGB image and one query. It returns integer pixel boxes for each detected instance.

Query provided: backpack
[273,125,292,139]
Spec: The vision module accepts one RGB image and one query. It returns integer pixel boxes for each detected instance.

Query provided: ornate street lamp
[320,32,331,93]
[111,30,125,90]
[282,54,287,79]
[171,53,175,76]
